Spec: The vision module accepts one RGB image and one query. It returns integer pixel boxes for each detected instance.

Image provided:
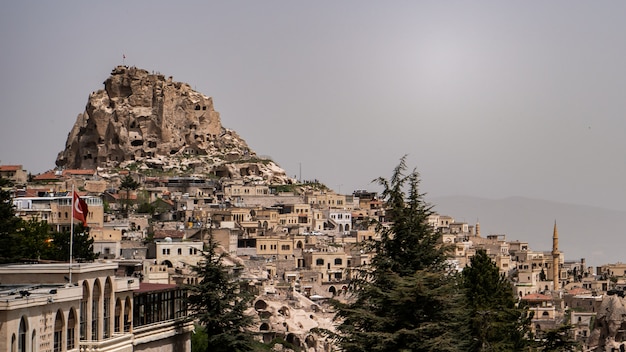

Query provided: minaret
[552,221,560,291]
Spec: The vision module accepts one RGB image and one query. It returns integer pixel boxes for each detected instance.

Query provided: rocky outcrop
[56,66,291,184]
[587,294,626,351]
[252,291,335,352]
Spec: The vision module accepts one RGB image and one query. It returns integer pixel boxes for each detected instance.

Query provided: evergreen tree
[462,249,531,351]
[0,178,57,263]
[120,174,140,216]
[17,218,53,261]
[332,157,469,351]
[187,236,257,352]
[191,324,209,352]
[47,223,98,262]
[0,177,22,263]
[536,324,581,352]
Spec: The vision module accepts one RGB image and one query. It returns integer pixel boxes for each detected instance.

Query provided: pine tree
[47,223,98,262]
[17,218,52,261]
[536,324,581,351]
[119,174,140,216]
[0,177,22,263]
[332,157,469,351]
[462,249,531,351]
[187,236,257,352]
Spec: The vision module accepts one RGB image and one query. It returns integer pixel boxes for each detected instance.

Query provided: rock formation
[587,293,626,351]
[56,66,291,184]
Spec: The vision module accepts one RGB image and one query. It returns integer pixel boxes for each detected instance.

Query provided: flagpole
[69,185,74,284]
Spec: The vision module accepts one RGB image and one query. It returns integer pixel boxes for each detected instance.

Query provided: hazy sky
[2,2,626,212]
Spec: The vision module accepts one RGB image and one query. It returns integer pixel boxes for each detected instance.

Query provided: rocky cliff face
[56,66,291,183]
[587,294,626,351]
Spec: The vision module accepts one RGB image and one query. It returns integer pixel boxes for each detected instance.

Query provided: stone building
[13,193,104,231]
[0,262,192,352]
[0,165,28,185]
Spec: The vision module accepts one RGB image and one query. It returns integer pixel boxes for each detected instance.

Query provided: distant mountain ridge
[430,195,626,269]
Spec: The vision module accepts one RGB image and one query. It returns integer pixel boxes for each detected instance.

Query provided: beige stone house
[13,193,104,231]
[0,165,28,185]
[0,262,192,352]
[302,249,348,283]
[521,293,558,337]
[155,240,204,270]
[304,191,347,209]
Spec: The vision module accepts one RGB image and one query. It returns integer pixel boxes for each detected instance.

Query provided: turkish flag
[73,191,89,227]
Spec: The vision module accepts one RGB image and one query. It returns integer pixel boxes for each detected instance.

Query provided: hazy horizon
[3,2,626,214]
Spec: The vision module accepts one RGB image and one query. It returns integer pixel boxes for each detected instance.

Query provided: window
[334,258,342,265]
[104,280,112,338]
[81,284,89,340]
[133,288,187,327]
[316,259,324,266]
[18,317,26,352]
[92,281,101,340]
[178,248,182,255]
[68,309,76,349]
[54,311,63,352]
[124,297,132,332]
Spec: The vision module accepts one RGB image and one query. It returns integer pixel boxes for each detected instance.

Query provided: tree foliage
[0,177,22,263]
[0,176,97,263]
[535,324,581,352]
[47,223,98,262]
[332,157,469,351]
[120,174,140,216]
[462,249,531,351]
[187,236,257,352]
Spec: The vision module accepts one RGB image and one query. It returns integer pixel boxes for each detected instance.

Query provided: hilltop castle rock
[56,66,291,183]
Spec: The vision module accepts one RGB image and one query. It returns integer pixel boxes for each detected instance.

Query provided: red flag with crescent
[73,191,89,227]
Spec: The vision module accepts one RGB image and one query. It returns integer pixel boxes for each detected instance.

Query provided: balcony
[79,333,133,351]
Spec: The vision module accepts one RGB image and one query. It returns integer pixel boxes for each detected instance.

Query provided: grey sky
[2,2,626,211]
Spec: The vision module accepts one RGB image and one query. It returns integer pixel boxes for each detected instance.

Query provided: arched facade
[124,296,132,332]
[81,280,90,340]
[18,316,27,352]
[0,262,191,352]
[104,278,113,338]
[54,309,64,352]
[92,278,102,340]
[68,308,77,350]
[115,298,122,333]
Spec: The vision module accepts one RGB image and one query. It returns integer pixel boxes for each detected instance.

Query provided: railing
[78,333,133,352]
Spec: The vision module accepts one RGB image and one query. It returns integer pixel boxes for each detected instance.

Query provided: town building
[0,262,192,352]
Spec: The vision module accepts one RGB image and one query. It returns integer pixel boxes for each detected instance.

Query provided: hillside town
[2,163,626,351]
[2,66,626,352]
